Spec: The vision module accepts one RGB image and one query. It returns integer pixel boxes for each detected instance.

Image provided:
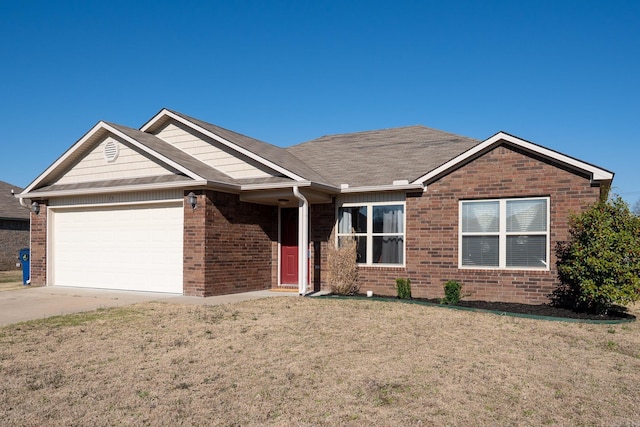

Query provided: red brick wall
[183,190,277,297]
[29,202,47,286]
[310,203,335,292]
[0,219,29,270]
[353,144,602,304]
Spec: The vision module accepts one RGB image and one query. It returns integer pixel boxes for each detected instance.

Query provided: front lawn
[1,297,638,426]
[0,270,23,291]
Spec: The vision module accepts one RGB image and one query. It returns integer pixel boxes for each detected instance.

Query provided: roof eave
[19,179,231,200]
[240,180,340,193]
[339,183,425,194]
[0,215,29,221]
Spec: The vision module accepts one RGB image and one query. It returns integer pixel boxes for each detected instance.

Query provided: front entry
[280,208,299,285]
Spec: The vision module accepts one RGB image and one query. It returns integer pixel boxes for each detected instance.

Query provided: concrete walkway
[0,286,299,326]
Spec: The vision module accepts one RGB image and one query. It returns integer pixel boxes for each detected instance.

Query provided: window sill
[458,266,550,272]
[358,264,406,269]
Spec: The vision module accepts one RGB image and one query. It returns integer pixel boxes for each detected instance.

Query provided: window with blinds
[460,198,549,269]
[337,202,405,266]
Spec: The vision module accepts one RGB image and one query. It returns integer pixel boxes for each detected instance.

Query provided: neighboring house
[0,181,29,270]
[18,109,613,304]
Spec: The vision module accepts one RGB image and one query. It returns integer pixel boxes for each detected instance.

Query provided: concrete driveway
[0,286,297,326]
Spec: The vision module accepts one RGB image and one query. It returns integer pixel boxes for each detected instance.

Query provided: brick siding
[29,203,47,286]
[309,203,335,292]
[0,219,29,270]
[183,190,277,296]
[341,144,603,304]
[27,143,603,303]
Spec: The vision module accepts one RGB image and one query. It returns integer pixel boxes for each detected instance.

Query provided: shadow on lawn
[339,294,637,322]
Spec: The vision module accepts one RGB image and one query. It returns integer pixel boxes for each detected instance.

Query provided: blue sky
[1,1,638,203]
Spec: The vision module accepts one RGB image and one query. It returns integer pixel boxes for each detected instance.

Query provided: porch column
[293,186,309,295]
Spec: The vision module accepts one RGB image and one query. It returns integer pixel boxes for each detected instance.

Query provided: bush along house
[17,109,613,304]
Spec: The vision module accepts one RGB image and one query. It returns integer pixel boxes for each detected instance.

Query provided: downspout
[292,186,309,295]
[17,194,29,209]
[16,194,32,285]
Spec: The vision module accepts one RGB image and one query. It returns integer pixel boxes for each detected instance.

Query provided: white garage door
[50,203,183,293]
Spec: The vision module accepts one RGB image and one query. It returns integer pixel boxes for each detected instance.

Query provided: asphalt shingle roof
[22,112,488,196]
[0,181,29,220]
[287,125,481,187]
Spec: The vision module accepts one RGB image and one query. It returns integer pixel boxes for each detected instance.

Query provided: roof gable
[107,123,235,184]
[151,119,278,180]
[412,131,614,185]
[21,122,234,197]
[53,134,174,186]
[142,109,333,186]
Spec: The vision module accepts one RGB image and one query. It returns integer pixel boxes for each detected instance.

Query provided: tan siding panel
[55,138,172,184]
[155,122,273,179]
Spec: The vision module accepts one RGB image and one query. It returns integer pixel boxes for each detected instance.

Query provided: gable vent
[104,140,119,162]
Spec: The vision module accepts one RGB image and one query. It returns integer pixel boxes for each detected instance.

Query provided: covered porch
[239,185,334,295]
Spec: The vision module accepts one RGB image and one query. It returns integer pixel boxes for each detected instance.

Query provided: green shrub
[441,280,461,305]
[396,278,412,299]
[554,196,640,314]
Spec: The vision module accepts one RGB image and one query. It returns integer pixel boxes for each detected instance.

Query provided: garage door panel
[51,203,183,293]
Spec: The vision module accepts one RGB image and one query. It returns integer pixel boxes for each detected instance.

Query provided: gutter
[17,179,241,199]
[339,183,424,193]
[240,180,340,193]
[292,186,309,296]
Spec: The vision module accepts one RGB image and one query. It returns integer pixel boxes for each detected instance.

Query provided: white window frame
[458,197,550,270]
[336,200,406,267]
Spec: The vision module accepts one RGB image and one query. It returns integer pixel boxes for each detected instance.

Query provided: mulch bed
[350,294,636,321]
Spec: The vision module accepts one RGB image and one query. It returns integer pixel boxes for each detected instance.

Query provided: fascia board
[308,182,341,193]
[240,181,340,193]
[139,108,170,132]
[21,179,241,199]
[339,183,424,194]
[412,131,614,185]
[20,180,208,199]
[139,108,168,132]
[240,181,313,191]
[21,121,106,195]
[145,110,306,182]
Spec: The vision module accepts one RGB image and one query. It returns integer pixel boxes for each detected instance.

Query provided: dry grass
[326,236,359,295]
[0,270,23,291]
[0,297,639,426]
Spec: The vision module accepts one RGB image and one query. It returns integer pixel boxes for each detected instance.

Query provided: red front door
[280,208,298,285]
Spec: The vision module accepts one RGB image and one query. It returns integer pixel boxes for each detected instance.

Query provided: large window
[338,203,405,265]
[460,197,549,269]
